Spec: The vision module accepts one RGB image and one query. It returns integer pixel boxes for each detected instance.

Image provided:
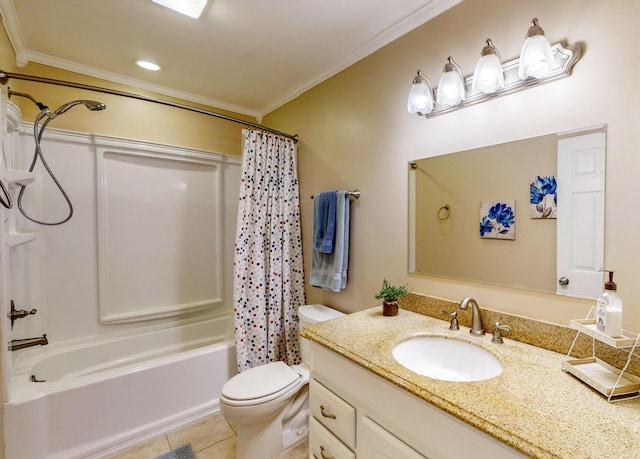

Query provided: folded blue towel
[313,190,337,254]
[311,191,350,291]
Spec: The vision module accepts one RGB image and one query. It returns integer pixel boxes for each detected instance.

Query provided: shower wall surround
[95,137,224,323]
[2,107,240,351]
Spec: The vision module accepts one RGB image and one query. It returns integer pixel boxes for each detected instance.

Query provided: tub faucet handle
[492,320,512,344]
[442,310,459,331]
[8,299,38,329]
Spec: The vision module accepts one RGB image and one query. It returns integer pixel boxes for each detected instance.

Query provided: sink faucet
[459,297,485,336]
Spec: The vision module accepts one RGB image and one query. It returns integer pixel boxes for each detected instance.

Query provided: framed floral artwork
[530,175,557,218]
[479,200,516,240]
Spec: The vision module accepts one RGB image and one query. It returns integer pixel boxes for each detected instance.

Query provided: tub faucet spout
[459,297,485,336]
[9,334,48,351]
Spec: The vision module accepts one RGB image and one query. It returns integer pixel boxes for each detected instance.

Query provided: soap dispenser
[595,270,623,337]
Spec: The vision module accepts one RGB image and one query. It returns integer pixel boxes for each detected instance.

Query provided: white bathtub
[4,316,237,459]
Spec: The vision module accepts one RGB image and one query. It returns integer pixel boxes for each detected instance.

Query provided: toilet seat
[222,361,303,407]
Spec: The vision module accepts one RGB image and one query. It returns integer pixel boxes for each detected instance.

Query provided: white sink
[392,336,502,382]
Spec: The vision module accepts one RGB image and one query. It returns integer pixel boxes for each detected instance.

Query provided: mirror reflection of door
[409,125,606,299]
[556,126,606,299]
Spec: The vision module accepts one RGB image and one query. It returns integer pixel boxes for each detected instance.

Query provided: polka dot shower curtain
[233,129,306,372]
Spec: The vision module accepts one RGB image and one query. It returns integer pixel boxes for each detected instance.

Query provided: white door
[556,127,606,299]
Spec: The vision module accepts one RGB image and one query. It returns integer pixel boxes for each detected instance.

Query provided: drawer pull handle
[320,405,336,419]
[320,446,335,459]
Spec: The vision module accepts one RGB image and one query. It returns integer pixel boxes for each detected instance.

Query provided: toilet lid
[222,361,301,402]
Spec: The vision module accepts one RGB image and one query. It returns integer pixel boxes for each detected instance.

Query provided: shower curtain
[233,129,306,372]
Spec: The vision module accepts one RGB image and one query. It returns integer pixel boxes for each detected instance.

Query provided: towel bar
[310,190,360,200]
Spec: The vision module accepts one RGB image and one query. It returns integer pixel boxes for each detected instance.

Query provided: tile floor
[109,411,308,459]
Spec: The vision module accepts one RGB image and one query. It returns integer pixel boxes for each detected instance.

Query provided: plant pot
[383,300,399,316]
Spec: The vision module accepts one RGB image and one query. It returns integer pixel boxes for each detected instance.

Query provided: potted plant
[375,278,410,316]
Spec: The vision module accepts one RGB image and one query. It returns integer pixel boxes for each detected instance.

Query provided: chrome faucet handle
[492,320,512,344]
[442,310,459,330]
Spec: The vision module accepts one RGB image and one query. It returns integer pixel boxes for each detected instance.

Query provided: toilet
[220,304,344,459]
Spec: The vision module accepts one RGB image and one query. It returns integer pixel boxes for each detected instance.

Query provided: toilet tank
[298,304,344,365]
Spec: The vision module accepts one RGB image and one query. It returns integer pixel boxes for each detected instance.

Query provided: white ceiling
[0,0,460,120]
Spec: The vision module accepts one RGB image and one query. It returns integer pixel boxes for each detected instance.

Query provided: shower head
[82,100,106,111]
[52,100,106,117]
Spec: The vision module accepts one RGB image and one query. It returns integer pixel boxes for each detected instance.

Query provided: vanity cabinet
[309,417,355,459]
[309,378,356,458]
[309,342,527,459]
[309,379,423,459]
[358,416,426,459]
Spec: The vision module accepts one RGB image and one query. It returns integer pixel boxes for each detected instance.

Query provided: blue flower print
[530,176,557,206]
[480,201,516,239]
[480,216,493,237]
[488,202,515,229]
[530,175,557,218]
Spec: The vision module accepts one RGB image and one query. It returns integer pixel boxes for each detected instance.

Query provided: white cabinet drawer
[309,417,355,459]
[310,379,356,449]
[359,416,428,459]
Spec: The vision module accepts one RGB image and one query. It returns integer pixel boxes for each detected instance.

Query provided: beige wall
[265,0,640,331]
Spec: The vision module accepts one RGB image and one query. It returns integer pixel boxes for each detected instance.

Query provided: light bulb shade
[519,34,554,79]
[436,59,465,106]
[472,53,504,94]
[407,73,434,115]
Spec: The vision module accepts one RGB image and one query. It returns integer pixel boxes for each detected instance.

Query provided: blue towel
[313,191,337,253]
[311,191,350,291]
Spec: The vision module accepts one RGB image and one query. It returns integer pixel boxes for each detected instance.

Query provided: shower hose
[17,109,75,226]
[15,98,105,225]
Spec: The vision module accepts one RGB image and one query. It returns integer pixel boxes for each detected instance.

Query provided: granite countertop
[301,306,640,459]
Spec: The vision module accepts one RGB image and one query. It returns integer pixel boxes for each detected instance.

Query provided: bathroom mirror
[408,127,606,297]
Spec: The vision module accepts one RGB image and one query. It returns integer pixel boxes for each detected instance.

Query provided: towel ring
[0,180,12,209]
[437,204,450,221]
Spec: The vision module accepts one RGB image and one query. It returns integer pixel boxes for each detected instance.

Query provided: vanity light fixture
[472,39,504,94]
[518,18,554,80]
[152,0,208,19]
[436,57,465,106]
[407,70,434,115]
[135,59,162,71]
[407,17,582,118]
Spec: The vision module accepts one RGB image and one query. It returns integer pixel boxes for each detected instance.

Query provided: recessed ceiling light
[135,59,162,71]
[152,0,208,19]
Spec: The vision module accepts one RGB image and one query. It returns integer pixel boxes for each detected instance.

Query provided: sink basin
[392,337,502,382]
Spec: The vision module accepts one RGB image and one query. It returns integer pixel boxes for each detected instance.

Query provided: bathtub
[4,316,237,459]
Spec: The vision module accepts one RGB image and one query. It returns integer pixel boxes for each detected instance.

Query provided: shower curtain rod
[0,70,299,142]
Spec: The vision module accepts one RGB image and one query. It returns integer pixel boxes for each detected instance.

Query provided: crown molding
[0,0,29,66]
[260,0,462,116]
[24,51,262,119]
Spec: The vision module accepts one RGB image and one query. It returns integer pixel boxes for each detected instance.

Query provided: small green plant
[374,278,410,302]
